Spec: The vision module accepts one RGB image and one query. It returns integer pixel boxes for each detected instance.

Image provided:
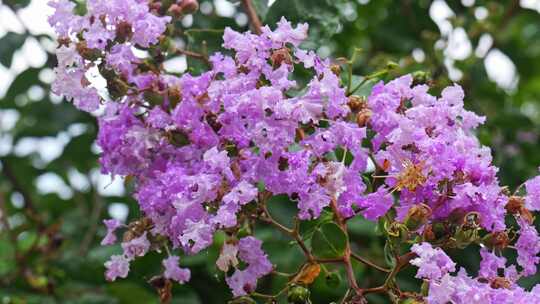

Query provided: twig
[241,0,263,34]
[362,252,416,296]
[329,198,363,296]
[261,201,314,261]
[350,252,391,273]
[174,48,209,64]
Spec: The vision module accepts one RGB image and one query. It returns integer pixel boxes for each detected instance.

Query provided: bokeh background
[1,0,540,303]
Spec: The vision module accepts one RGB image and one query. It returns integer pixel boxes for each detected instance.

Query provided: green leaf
[4,67,41,103]
[383,242,396,268]
[299,209,333,240]
[0,32,27,68]
[107,282,158,304]
[0,236,16,276]
[311,222,347,259]
[265,0,342,38]
[252,0,269,20]
[2,0,31,10]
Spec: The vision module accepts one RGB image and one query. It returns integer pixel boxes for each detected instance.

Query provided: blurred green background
[1,0,540,303]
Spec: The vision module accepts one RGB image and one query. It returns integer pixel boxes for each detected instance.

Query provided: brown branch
[363,252,417,296]
[261,199,314,261]
[329,198,363,297]
[174,48,209,64]
[241,0,263,34]
[350,252,391,273]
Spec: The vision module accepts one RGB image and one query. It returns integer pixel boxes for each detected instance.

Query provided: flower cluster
[368,75,507,232]
[49,0,540,302]
[48,0,173,112]
[411,243,540,303]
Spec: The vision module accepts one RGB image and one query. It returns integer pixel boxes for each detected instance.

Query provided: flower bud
[325,271,341,288]
[115,21,133,43]
[386,61,399,70]
[271,48,293,67]
[76,41,101,61]
[505,196,534,224]
[505,196,524,214]
[482,231,510,250]
[287,284,310,304]
[490,277,512,290]
[404,204,431,231]
[330,64,341,76]
[347,95,366,112]
[356,109,372,127]
[180,0,199,14]
[168,4,183,16]
[412,70,430,85]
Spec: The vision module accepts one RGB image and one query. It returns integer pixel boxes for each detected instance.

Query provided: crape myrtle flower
[50,0,540,300]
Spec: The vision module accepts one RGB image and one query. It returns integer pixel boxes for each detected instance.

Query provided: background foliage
[1,0,540,303]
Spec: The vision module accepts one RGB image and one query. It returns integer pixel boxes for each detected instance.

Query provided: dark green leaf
[311,222,347,259]
[0,32,27,68]
[4,68,41,103]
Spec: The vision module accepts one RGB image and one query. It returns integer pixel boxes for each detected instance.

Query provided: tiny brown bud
[57,37,71,47]
[330,64,341,76]
[148,276,172,303]
[422,224,436,241]
[168,4,183,16]
[206,113,222,132]
[149,2,162,11]
[356,109,372,127]
[180,0,199,14]
[168,85,182,108]
[295,128,305,142]
[347,95,366,112]
[506,196,524,214]
[505,195,534,224]
[271,48,293,67]
[115,21,133,43]
[490,277,512,289]
[483,231,510,250]
[231,161,242,179]
[76,41,101,61]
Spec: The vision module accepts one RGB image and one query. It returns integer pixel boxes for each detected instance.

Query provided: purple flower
[216,242,239,272]
[426,268,540,304]
[225,236,272,297]
[121,232,150,259]
[525,175,540,211]
[105,255,130,281]
[163,256,191,283]
[357,187,394,221]
[132,14,171,47]
[101,219,122,245]
[52,67,100,112]
[410,242,456,280]
[179,219,214,254]
[515,218,540,276]
[479,248,506,279]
